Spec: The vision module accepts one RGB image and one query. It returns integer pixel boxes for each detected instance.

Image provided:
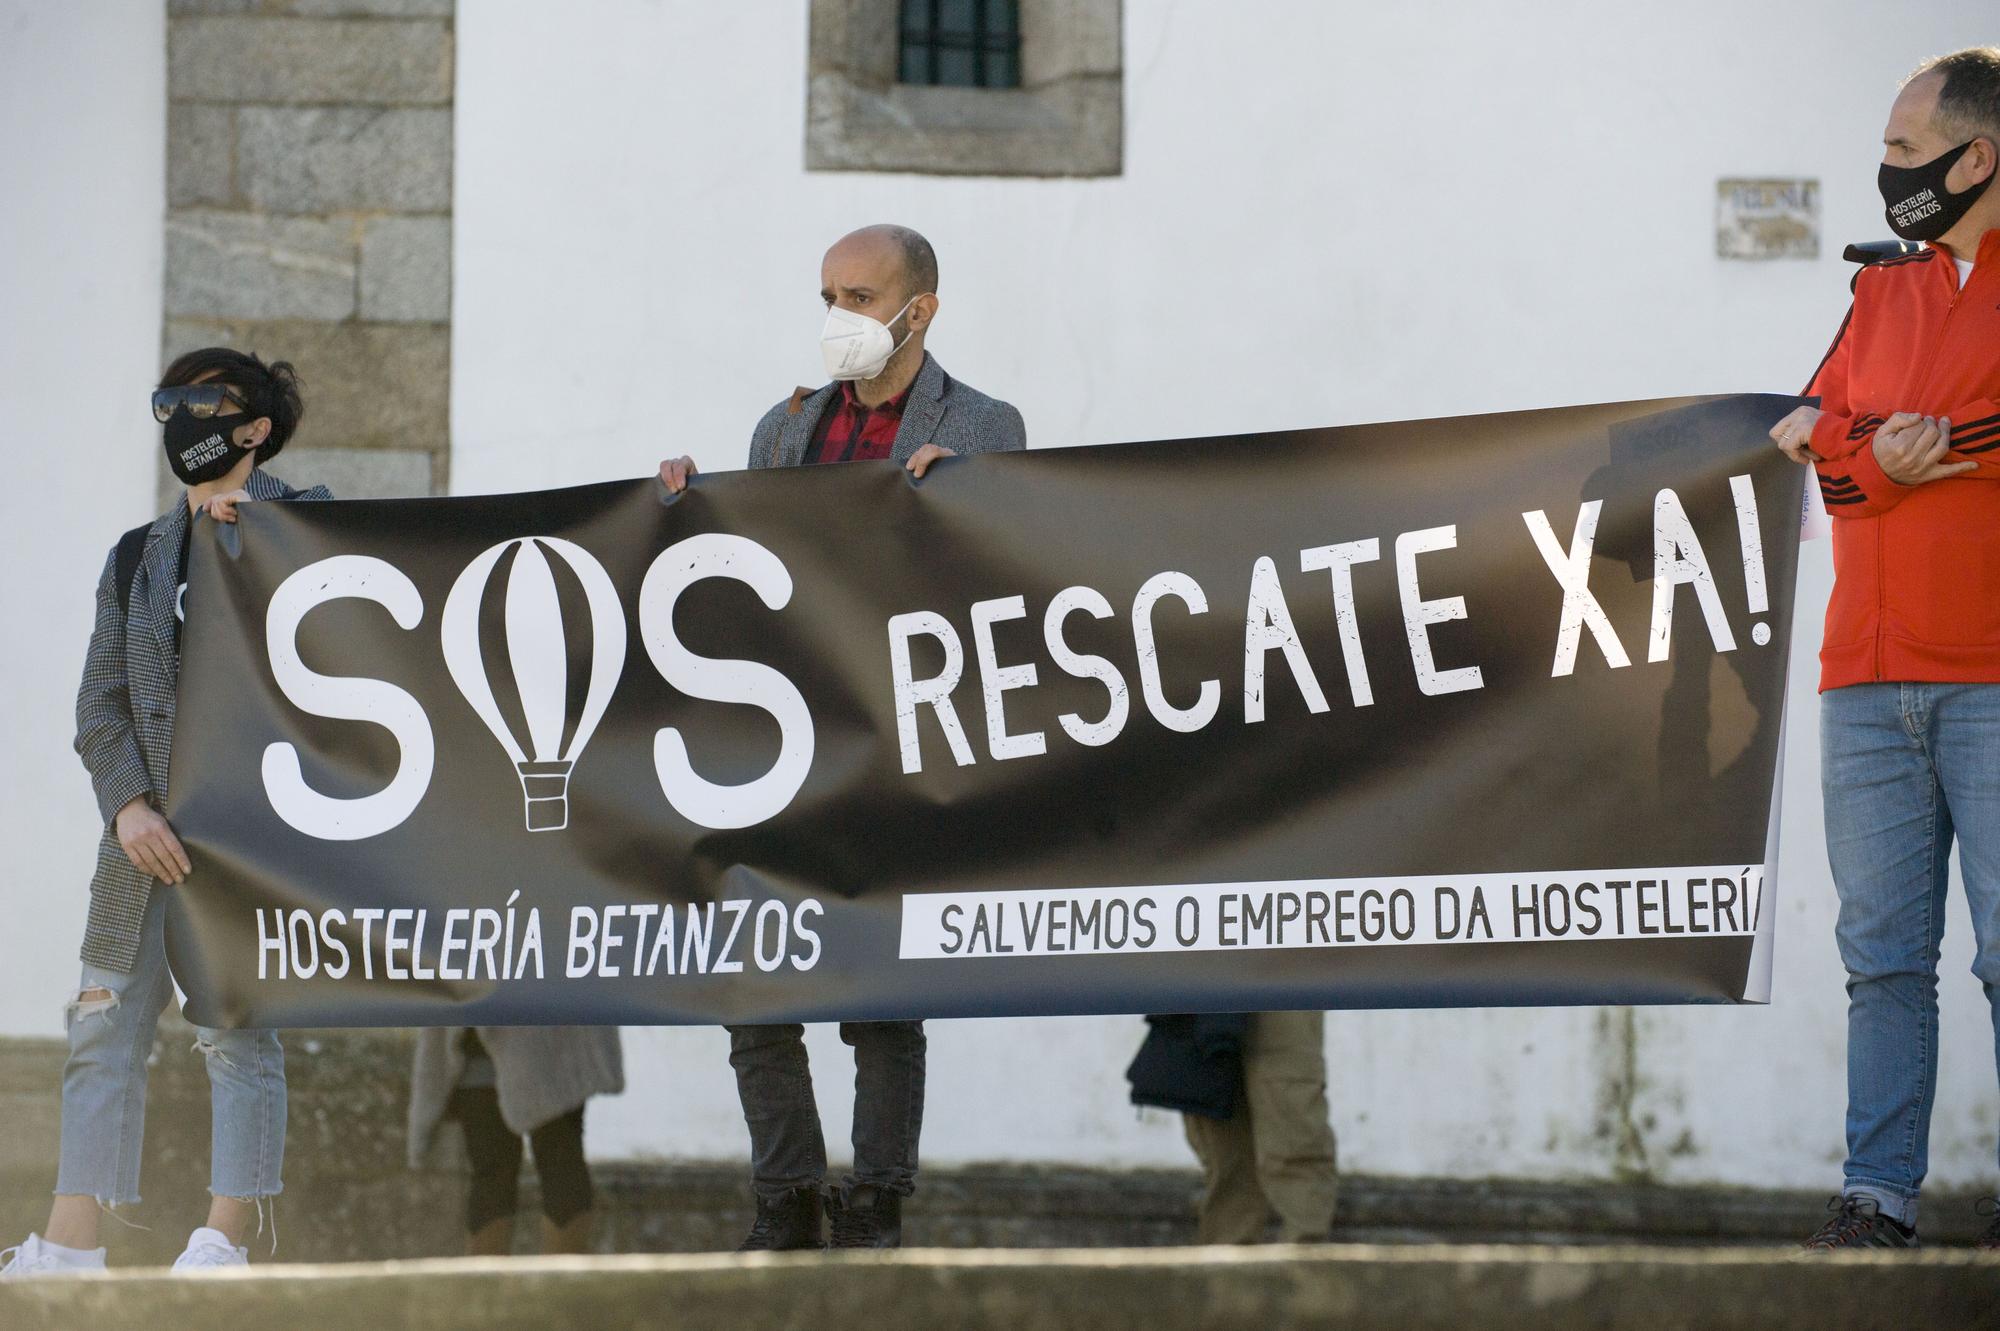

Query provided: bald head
[825,225,939,303]
[818,223,944,389]
[1881,50,2000,252]
[1905,46,2000,147]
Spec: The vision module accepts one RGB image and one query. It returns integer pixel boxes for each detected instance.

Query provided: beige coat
[407,1025,624,1168]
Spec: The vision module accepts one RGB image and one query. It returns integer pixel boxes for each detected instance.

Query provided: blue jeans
[56,887,286,1206]
[725,1022,925,1202]
[1822,682,2000,1227]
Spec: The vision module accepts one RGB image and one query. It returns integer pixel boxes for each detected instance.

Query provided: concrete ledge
[4,1246,1998,1331]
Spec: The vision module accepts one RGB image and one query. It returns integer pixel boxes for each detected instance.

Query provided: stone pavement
[3,1244,1998,1331]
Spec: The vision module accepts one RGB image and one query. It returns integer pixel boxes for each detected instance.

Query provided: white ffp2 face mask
[819,294,922,381]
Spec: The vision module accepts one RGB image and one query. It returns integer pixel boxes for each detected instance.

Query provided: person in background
[658,223,1026,1249]
[1129,1012,1340,1244]
[407,1026,624,1255]
[1,349,328,1278]
[1767,45,2000,1253]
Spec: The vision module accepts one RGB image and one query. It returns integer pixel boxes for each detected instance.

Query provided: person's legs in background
[453,1086,523,1257]
[1183,1103,1269,1243]
[527,1106,594,1255]
[725,1023,827,1250]
[1181,1011,1337,1244]
[843,1019,925,1196]
[829,1020,926,1248]
[1240,1010,1339,1242]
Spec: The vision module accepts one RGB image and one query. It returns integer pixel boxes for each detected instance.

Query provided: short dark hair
[888,225,939,298]
[1909,46,2000,145]
[158,347,305,466]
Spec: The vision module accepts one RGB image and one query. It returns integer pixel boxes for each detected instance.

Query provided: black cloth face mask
[1879,139,1995,243]
[162,405,250,485]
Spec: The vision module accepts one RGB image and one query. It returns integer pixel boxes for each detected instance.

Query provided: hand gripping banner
[165,394,1806,1028]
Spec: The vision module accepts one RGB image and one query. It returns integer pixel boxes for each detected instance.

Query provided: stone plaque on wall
[1716,178,1820,259]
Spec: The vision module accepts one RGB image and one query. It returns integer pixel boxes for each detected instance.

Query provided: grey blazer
[746,352,1026,470]
[74,468,331,973]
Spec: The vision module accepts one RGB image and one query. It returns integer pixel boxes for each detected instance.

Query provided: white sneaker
[0,1233,107,1280]
[171,1227,248,1273]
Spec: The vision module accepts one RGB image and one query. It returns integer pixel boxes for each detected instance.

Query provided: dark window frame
[897,0,1022,89]
[807,0,1124,179]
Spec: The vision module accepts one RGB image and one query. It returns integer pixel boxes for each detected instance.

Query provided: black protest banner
[165,394,1805,1028]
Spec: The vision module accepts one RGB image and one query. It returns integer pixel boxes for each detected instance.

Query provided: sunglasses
[152,383,250,423]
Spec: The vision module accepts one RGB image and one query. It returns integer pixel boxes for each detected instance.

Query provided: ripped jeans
[56,888,286,1206]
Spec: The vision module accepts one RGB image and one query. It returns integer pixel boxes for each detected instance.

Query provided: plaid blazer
[74,469,330,973]
[746,352,1026,470]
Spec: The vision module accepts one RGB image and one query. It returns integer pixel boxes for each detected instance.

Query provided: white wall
[5,0,1987,1204]
[0,2,166,1036]
[452,0,1997,1192]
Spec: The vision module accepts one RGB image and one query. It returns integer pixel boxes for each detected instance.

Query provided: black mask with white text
[162,406,248,485]
[1878,140,1994,243]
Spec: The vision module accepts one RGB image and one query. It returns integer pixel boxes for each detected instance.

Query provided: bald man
[1770,48,2000,1254]
[659,225,1025,1250]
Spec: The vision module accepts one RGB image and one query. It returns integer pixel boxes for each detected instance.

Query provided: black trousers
[723,1021,926,1201]
[450,1086,593,1231]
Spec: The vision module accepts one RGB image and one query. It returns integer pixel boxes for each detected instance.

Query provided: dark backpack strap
[1841,239,1924,266]
[113,522,151,619]
[1841,239,1926,293]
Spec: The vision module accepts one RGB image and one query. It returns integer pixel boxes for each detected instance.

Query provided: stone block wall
[5,1024,1994,1262]
[160,0,454,507]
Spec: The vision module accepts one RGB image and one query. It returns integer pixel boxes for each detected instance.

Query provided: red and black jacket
[1803,228,2000,689]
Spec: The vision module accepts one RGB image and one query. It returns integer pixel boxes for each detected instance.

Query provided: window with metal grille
[898,0,1021,89]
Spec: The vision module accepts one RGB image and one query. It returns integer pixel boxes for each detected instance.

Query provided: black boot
[737,1186,824,1251]
[826,1184,902,1249]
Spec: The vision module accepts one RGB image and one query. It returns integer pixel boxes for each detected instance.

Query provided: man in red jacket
[1768,45,2000,1253]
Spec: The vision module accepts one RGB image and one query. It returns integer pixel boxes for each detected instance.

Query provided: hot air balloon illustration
[441,537,626,831]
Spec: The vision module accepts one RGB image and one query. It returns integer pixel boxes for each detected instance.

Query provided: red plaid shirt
[803,381,911,465]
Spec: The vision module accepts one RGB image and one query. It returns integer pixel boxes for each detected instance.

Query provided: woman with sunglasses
[1,347,329,1279]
